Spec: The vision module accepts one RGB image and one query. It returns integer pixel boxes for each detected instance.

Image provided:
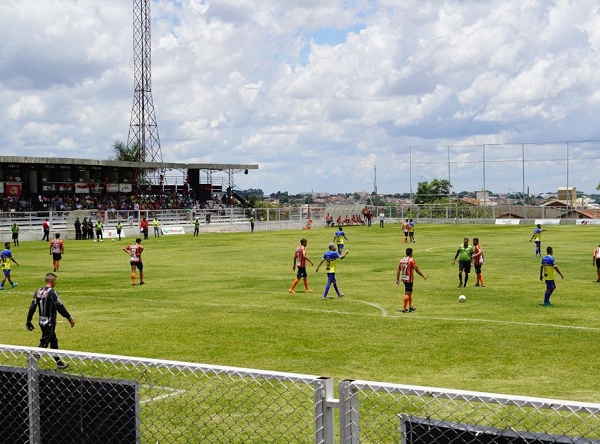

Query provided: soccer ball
[458,295,466,302]
[112,239,115,242]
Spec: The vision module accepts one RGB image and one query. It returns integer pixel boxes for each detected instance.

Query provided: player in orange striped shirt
[288,238,314,294]
[50,233,64,272]
[396,248,427,313]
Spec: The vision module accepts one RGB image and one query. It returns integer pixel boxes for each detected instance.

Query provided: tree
[414,179,452,204]
[110,140,143,162]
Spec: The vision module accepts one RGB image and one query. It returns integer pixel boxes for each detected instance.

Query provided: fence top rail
[1,344,323,384]
[346,379,600,413]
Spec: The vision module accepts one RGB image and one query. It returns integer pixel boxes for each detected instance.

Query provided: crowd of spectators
[0,191,242,215]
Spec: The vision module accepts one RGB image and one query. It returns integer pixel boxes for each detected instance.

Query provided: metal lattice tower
[128,0,162,174]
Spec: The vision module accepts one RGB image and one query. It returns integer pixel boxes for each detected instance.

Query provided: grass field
[2,223,600,403]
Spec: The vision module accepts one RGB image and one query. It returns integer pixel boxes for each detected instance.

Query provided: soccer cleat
[139,281,145,285]
[408,306,415,312]
[463,283,467,287]
[288,289,296,294]
[542,302,552,306]
[338,294,344,298]
[56,361,69,370]
[11,283,18,288]
[474,283,480,287]
[481,285,485,287]
[401,309,409,313]
[306,289,313,293]
[458,284,463,287]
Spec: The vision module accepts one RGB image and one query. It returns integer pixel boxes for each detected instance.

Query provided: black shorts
[458,260,471,273]
[131,261,143,271]
[474,264,482,274]
[403,282,414,293]
[296,267,307,278]
[52,253,62,261]
[12,233,18,240]
[596,258,600,269]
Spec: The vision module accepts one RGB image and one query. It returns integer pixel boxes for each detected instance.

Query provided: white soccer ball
[458,295,466,302]
[112,239,115,242]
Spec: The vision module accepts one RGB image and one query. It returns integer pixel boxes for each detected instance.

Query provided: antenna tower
[128,0,163,184]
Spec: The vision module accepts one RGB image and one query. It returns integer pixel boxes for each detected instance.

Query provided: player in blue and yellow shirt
[316,243,349,299]
[0,242,19,290]
[540,246,564,306]
[529,224,546,257]
[333,226,348,254]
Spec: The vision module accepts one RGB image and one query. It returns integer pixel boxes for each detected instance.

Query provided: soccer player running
[124,238,145,285]
[540,246,564,306]
[472,237,485,287]
[396,247,427,313]
[333,225,348,255]
[593,243,600,282]
[0,242,19,290]
[402,219,410,243]
[288,238,314,294]
[529,224,546,257]
[26,272,75,370]
[316,243,349,299]
[50,233,65,272]
[408,219,415,243]
[452,237,474,287]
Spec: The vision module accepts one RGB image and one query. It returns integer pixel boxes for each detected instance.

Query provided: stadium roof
[0,156,259,172]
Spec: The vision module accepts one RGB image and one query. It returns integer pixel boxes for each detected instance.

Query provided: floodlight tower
[128,0,163,185]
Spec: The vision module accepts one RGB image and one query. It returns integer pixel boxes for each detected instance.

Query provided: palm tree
[111,140,143,162]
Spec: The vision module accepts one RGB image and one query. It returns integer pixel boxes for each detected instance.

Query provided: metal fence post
[27,352,40,444]
[339,379,359,444]
[314,377,335,444]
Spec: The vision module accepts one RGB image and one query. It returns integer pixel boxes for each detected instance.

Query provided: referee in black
[26,272,76,369]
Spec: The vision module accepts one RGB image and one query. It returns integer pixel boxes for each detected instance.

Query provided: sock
[139,271,143,282]
[479,275,484,286]
[131,272,136,284]
[324,283,331,298]
[403,294,409,310]
[333,283,340,296]
[408,295,413,307]
[303,278,310,290]
[464,276,468,286]
[459,275,462,285]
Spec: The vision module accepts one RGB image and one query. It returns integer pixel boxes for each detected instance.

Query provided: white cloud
[1,0,600,194]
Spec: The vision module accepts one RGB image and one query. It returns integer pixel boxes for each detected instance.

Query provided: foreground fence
[2,345,600,444]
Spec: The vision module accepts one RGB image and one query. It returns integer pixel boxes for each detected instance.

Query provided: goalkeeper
[26,272,76,370]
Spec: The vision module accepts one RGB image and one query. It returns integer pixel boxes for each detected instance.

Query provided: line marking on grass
[139,385,186,405]
[74,293,600,332]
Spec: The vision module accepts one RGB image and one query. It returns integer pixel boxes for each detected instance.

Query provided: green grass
[2,223,600,402]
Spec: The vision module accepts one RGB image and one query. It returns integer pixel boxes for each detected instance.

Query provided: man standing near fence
[26,272,75,370]
[42,218,50,242]
[152,217,161,237]
[11,222,19,246]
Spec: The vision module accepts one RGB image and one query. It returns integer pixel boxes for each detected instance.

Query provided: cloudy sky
[2,0,600,196]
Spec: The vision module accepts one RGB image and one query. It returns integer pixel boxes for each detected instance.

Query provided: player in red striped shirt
[288,239,314,294]
[396,248,427,313]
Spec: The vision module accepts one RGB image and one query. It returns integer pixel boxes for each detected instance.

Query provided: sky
[2,0,600,196]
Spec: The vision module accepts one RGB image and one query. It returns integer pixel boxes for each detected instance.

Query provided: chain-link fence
[0,345,331,444]
[3,345,600,444]
[339,380,600,444]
